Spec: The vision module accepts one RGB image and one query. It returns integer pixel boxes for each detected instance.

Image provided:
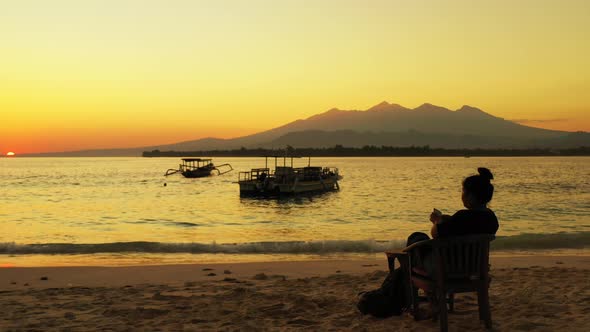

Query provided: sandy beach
[1,255,589,331]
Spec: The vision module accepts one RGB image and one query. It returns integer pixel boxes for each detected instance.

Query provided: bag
[357,267,409,318]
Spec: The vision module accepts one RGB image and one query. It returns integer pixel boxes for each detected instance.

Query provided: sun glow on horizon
[6,152,16,157]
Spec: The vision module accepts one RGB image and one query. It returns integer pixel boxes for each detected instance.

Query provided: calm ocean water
[1,157,589,266]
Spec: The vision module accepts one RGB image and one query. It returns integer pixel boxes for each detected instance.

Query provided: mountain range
[24,102,590,156]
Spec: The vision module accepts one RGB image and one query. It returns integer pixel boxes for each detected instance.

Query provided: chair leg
[477,287,492,329]
[411,285,420,320]
[430,292,438,322]
[448,292,455,312]
[477,289,484,321]
[437,289,449,332]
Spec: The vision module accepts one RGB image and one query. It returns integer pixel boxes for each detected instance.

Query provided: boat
[165,158,233,178]
[238,156,341,196]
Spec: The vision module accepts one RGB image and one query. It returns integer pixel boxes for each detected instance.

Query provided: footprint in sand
[253,273,269,280]
[259,303,287,315]
[271,275,287,281]
[287,318,318,326]
[513,321,548,330]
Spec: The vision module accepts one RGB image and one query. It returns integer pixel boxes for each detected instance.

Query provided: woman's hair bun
[477,167,494,181]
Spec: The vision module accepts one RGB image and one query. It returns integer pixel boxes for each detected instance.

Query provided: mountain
[144,101,588,149]
[260,102,564,139]
[22,102,589,156]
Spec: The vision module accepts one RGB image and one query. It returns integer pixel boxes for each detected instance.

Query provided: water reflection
[1,157,589,246]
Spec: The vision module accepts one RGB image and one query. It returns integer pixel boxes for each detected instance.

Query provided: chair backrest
[432,234,495,280]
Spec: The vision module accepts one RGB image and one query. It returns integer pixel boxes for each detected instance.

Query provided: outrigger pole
[214,163,233,175]
[165,168,180,176]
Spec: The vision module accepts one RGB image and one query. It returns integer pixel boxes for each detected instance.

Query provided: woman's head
[462,167,494,208]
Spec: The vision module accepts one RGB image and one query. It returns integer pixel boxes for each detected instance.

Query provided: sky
[1,0,589,154]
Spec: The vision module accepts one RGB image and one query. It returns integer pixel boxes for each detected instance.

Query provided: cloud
[510,118,568,125]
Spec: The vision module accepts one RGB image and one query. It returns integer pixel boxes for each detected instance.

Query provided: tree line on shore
[143,145,590,157]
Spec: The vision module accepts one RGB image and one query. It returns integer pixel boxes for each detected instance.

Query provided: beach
[4,0,590,329]
[2,254,589,331]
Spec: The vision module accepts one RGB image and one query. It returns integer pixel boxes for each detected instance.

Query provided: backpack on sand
[357,267,410,318]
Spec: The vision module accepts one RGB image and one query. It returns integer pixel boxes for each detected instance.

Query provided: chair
[387,234,495,332]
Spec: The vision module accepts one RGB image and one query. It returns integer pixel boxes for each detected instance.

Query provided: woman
[429,167,498,239]
[407,167,499,269]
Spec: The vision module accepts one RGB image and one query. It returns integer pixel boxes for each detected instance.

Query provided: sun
[6,152,15,157]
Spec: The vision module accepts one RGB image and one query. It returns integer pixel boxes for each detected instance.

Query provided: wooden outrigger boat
[165,158,233,178]
[238,156,341,196]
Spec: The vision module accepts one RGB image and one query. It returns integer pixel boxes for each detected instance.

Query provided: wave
[1,232,589,255]
[492,232,590,250]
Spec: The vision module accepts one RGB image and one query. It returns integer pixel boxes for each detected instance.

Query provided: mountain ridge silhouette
[21,101,589,156]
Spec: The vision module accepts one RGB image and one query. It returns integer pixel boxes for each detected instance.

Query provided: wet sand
[1,255,589,331]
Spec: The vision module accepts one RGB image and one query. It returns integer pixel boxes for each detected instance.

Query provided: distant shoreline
[142,146,590,157]
[11,145,590,157]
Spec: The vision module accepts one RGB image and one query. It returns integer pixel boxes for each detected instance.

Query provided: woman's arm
[430,214,451,238]
[430,223,438,238]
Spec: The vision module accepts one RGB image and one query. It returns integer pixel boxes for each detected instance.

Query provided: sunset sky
[1,0,589,154]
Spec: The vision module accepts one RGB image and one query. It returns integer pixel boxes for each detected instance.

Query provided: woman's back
[436,209,498,238]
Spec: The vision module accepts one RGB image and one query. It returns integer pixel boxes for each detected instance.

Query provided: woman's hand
[430,208,443,224]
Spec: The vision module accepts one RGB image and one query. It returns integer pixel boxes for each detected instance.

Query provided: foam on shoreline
[2,231,589,255]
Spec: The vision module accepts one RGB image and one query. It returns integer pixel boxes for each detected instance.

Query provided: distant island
[143,145,590,157]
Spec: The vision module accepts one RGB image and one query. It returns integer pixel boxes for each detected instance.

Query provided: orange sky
[1,0,589,154]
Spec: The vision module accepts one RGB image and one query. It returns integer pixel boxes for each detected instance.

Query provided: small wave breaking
[1,232,588,255]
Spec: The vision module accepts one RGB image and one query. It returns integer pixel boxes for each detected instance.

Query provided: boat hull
[181,168,213,178]
[239,177,340,196]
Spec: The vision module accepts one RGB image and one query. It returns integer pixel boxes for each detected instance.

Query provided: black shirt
[436,209,499,238]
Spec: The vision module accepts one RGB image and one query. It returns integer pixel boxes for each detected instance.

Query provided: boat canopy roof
[182,158,212,162]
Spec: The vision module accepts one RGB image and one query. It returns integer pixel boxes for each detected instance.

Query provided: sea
[1,157,589,266]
